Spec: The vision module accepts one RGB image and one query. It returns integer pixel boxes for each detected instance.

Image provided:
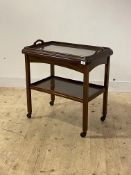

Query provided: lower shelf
[30,76,105,102]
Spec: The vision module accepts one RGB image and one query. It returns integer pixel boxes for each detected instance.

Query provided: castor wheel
[100,116,106,122]
[80,132,87,137]
[49,101,54,106]
[27,113,32,118]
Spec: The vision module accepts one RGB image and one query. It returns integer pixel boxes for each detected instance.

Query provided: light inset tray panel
[43,45,96,57]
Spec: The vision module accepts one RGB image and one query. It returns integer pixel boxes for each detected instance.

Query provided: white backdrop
[0,0,131,91]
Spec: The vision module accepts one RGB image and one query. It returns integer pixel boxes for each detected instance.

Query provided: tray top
[22,40,113,64]
[37,44,96,57]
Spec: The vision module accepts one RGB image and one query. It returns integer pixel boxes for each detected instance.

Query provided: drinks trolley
[22,39,113,137]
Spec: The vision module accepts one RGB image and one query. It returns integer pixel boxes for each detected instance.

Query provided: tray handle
[33,39,44,46]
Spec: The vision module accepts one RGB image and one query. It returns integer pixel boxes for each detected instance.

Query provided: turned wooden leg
[80,66,89,137]
[25,55,32,118]
[50,64,55,106]
[101,57,110,122]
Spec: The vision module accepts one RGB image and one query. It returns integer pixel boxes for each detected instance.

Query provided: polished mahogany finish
[22,39,113,137]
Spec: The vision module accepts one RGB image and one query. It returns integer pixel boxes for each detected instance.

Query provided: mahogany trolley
[22,39,113,137]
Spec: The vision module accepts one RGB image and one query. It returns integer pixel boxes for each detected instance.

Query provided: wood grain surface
[0,88,130,175]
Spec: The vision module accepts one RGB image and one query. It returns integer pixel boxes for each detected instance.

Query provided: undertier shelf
[31,76,105,102]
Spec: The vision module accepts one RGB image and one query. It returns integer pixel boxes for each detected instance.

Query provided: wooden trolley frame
[22,40,113,137]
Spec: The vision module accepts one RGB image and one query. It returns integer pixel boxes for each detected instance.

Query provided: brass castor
[27,113,32,118]
[100,115,106,122]
[49,101,54,106]
[80,132,87,137]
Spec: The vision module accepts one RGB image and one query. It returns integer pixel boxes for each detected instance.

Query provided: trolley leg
[80,67,89,137]
[101,57,110,121]
[50,64,55,106]
[25,55,32,118]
